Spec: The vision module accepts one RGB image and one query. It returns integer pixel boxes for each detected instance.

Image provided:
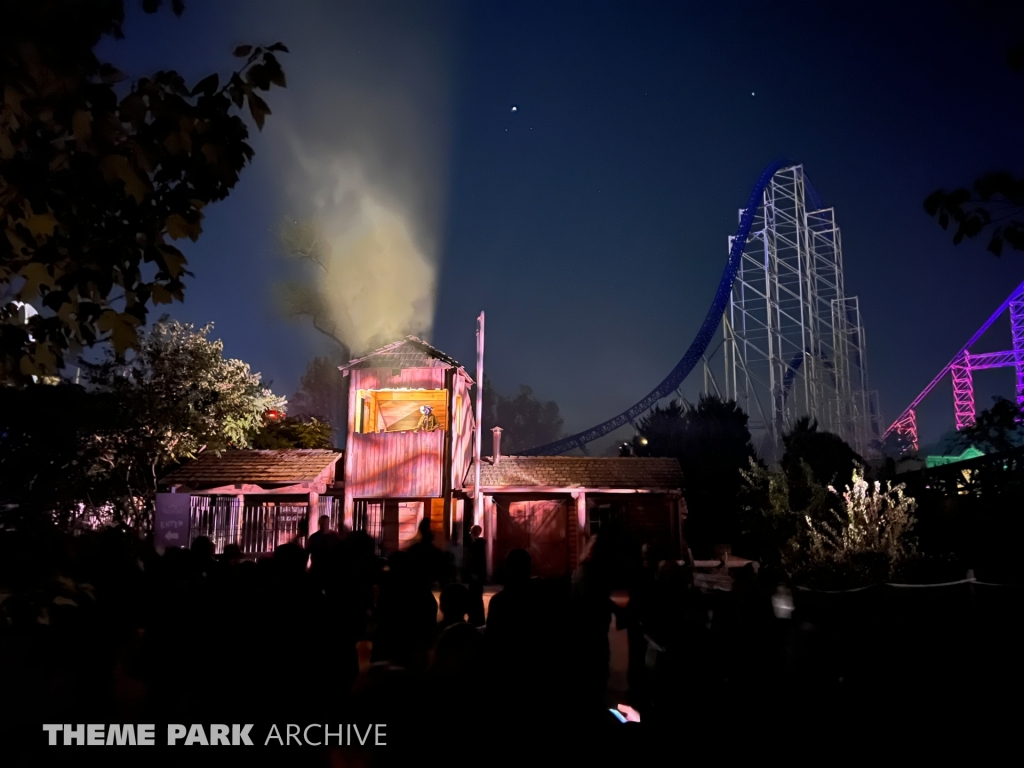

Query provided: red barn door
[495,498,569,578]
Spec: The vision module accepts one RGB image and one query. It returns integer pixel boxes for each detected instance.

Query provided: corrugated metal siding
[345,431,444,498]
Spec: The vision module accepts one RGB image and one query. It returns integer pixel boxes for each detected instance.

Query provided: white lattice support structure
[718,165,879,461]
[951,351,974,430]
[832,296,877,454]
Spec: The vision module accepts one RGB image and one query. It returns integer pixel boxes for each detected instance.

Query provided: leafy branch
[924,172,1024,256]
[0,0,289,381]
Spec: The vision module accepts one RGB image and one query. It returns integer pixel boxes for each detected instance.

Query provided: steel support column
[951,351,974,429]
[1010,294,1024,408]
[893,409,918,452]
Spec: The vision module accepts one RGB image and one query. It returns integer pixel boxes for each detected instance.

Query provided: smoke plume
[238,1,453,355]
[281,154,438,354]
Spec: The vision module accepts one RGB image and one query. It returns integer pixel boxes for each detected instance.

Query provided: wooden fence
[189,496,340,556]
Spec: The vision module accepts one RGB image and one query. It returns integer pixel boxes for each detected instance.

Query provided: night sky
[98,0,1024,452]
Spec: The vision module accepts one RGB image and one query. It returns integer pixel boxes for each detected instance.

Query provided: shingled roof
[162,450,342,486]
[472,456,684,490]
[340,336,469,377]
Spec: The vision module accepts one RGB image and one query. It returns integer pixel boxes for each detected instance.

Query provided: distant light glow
[510,105,518,112]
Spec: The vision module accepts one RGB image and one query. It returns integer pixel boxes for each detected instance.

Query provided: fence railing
[320,496,343,534]
[189,497,340,556]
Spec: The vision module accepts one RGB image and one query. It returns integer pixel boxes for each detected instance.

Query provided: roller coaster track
[882,277,1024,449]
[521,159,792,456]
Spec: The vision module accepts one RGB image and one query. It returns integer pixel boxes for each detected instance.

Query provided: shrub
[742,462,919,589]
[795,469,917,588]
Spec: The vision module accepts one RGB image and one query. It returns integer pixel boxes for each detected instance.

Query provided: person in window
[415,404,440,432]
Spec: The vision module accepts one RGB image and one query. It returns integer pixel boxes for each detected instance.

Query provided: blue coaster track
[521,159,793,456]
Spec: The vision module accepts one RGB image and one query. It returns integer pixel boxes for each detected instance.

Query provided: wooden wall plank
[345,366,469,531]
[345,431,444,498]
[430,498,445,537]
[451,373,475,490]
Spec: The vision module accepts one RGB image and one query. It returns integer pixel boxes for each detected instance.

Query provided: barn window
[355,389,449,434]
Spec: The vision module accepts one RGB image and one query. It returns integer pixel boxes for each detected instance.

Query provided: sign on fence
[155,493,191,547]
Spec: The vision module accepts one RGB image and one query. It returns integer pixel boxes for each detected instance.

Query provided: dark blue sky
[100,1,1024,451]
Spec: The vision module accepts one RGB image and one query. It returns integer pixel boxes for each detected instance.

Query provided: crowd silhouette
[1,513,1020,762]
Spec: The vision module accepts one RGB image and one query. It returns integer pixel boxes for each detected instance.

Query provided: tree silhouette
[925,173,1024,256]
[953,396,1024,454]
[252,415,333,450]
[479,378,564,455]
[782,416,862,515]
[289,355,348,447]
[632,395,755,555]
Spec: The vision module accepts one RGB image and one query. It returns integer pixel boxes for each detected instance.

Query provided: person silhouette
[437,582,471,634]
[407,518,447,591]
[465,524,487,626]
[306,514,338,577]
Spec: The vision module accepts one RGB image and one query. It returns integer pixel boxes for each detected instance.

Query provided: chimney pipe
[492,426,503,465]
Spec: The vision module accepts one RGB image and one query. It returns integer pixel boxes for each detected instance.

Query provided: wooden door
[496,499,569,578]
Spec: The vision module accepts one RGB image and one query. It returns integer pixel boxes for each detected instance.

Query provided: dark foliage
[781,416,861,512]
[291,356,345,421]
[0,0,287,381]
[872,427,916,461]
[480,377,564,455]
[951,396,1024,454]
[632,395,755,556]
[898,445,1024,583]
[0,383,135,528]
[289,355,348,447]
[924,173,1024,256]
[890,553,965,585]
[0,319,280,530]
[792,552,890,592]
[251,415,333,449]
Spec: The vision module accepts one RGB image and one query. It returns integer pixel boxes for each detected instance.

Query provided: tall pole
[474,312,485,529]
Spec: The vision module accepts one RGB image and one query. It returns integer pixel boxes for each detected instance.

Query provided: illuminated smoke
[236,1,452,354]
[284,153,438,354]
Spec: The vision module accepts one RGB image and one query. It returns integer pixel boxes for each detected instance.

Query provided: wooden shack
[156,334,689,575]
[339,336,476,550]
[465,452,686,580]
[158,449,343,555]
